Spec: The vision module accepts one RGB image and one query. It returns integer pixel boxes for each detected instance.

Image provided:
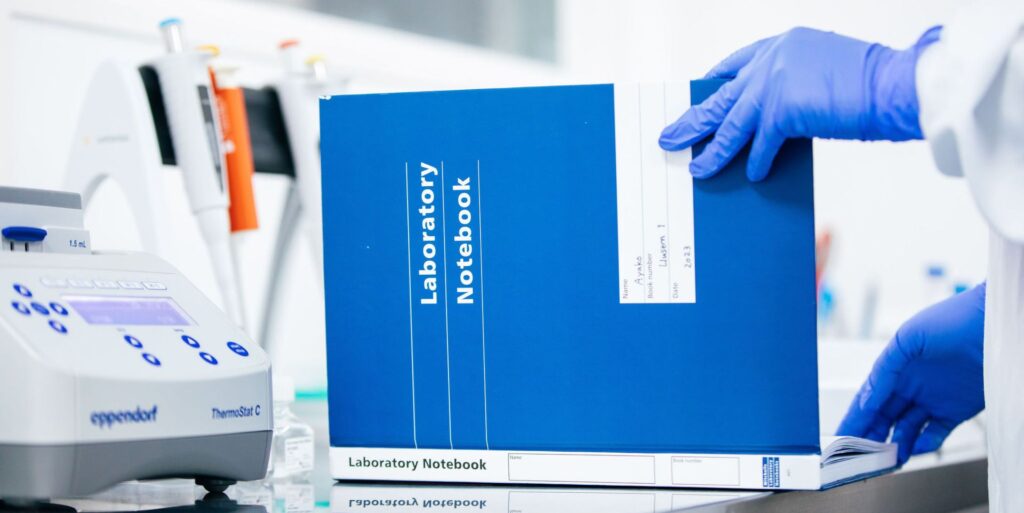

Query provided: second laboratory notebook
[322,80,824,486]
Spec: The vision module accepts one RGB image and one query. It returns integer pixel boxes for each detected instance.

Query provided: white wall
[0,0,562,390]
[557,0,989,339]
[0,0,990,393]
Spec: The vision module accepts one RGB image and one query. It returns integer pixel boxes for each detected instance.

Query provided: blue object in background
[321,80,819,455]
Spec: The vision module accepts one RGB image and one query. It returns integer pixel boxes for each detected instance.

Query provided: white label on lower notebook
[614,83,696,304]
[671,456,740,486]
[508,453,656,484]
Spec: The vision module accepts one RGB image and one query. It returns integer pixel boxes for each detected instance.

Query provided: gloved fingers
[863,417,892,443]
[890,406,929,465]
[879,393,911,421]
[911,419,957,455]
[857,337,914,414]
[659,76,747,151]
[746,124,784,181]
[865,394,911,442]
[836,385,908,439]
[836,381,880,437]
[689,95,759,178]
[704,37,774,79]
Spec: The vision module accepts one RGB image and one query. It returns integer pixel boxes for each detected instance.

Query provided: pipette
[208,51,259,334]
[151,19,245,327]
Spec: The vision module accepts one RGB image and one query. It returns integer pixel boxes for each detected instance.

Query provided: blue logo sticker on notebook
[762,457,781,488]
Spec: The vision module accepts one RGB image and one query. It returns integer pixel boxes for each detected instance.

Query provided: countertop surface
[12,399,989,513]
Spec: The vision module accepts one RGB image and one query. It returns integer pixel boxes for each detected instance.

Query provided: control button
[49,302,68,316]
[69,279,95,289]
[181,335,200,348]
[226,341,249,357]
[93,280,118,289]
[124,335,143,349]
[30,302,50,316]
[12,283,32,298]
[143,281,167,290]
[48,319,67,334]
[1,226,47,242]
[142,353,161,367]
[11,301,30,316]
[41,278,68,288]
[199,352,218,365]
[118,281,144,290]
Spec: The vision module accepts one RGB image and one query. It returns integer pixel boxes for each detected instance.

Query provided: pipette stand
[64,60,171,257]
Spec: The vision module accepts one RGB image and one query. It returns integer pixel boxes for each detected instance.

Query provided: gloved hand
[659,26,941,181]
[837,283,986,465]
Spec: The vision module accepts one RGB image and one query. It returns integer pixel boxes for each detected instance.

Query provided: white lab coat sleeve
[915,5,1024,513]
[982,231,1024,513]
[915,2,1024,242]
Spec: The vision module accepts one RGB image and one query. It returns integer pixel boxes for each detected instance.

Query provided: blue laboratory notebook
[320,80,895,490]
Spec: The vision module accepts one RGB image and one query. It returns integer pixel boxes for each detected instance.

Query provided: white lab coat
[916,2,1024,511]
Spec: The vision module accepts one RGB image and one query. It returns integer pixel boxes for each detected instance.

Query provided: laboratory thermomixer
[0,187,271,499]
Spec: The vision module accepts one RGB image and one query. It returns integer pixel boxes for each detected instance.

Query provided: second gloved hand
[836,283,985,465]
[659,26,941,181]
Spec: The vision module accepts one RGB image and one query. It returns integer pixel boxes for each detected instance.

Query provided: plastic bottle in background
[924,264,949,305]
[817,284,834,335]
[268,375,315,480]
[226,480,273,508]
[272,481,315,513]
[858,279,879,340]
[817,283,847,338]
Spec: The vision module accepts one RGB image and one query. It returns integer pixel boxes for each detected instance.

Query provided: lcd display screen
[64,295,192,326]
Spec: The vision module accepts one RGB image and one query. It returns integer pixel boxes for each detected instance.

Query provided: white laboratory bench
[35,395,987,513]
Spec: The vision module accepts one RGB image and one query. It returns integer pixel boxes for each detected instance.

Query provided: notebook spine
[331,447,823,490]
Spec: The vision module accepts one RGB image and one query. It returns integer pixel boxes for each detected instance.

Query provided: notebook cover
[321,79,819,456]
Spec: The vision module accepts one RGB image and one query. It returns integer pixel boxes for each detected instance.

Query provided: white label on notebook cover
[614,83,696,304]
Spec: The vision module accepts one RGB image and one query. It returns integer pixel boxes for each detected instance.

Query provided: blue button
[2,226,47,242]
[226,341,249,357]
[11,300,30,316]
[48,319,67,334]
[142,353,161,367]
[181,335,200,348]
[199,352,218,365]
[30,302,49,316]
[124,335,143,349]
[12,283,31,298]
[50,302,68,316]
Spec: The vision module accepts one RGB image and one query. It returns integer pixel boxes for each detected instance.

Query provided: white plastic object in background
[260,41,337,351]
[923,264,950,306]
[65,61,169,257]
[150,19,245,329]
[269,374,315,480]
[275,42,328,281]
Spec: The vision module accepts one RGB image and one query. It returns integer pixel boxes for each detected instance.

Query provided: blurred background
[0,0,985,443]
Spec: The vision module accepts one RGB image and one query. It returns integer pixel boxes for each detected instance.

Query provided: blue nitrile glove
[659,26,942,181]
[837,283,985,465]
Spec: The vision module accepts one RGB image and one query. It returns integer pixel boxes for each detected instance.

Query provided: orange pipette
[206,56,258,233]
